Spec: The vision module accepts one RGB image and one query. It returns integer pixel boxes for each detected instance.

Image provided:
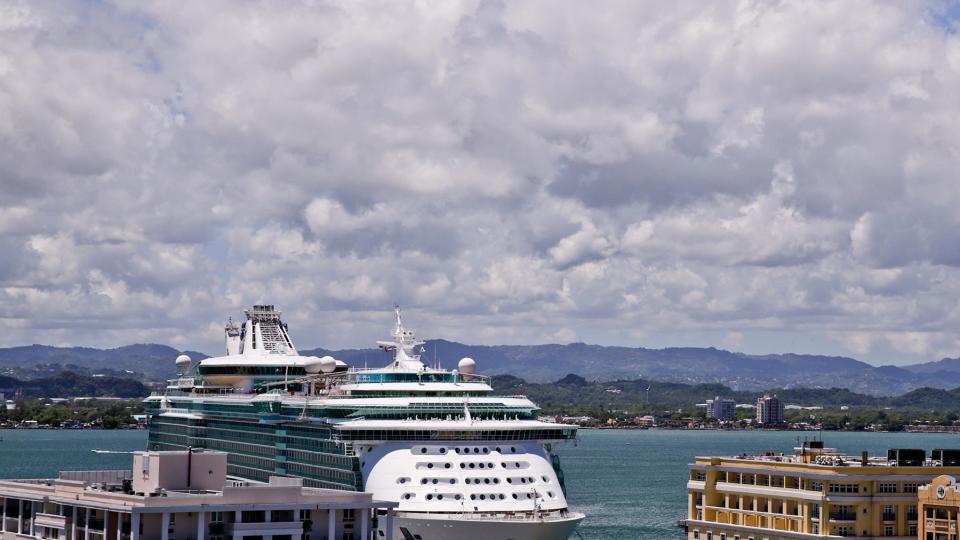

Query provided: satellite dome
[458,357,476,375]
[175,354,192,376]
[304,356,338,374]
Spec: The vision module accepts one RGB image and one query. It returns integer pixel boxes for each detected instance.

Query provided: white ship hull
[384,511,585,540]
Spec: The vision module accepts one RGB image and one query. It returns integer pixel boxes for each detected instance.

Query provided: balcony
[34,514,69,530]
[828,513,856,522]
[882,512,896,522]
[226,521,304,535]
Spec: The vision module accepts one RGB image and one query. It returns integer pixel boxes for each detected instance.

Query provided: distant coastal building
[682,442,960,539]
[705,397,736,420]
[0,449,396,540]
[756,394,784,425]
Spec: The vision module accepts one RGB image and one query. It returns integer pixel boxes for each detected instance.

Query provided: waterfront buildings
[756,394,785,426]
[706,397,736,421]
[684,442,960,539]
[0,449,395,540]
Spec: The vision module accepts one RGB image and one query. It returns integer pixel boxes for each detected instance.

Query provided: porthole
[440,448,447,454]
[511,447,516,453]
[426,494,433,500]
[496,447,502,453]
[501,462,507,468]
[403,494,412,500]
[427,463,434,469]
[512,494,518,499]
[479,494,486,500]
[455,494,462,500]
[469,463,475,469]
[507,478,513,484]
[499,494,505,500]
[470,494,476,500]
[484,478,490,484]
[548,491,554,498]
[465,479,471,484]
[432,479,438,484]
[444,463,451,469]
[438,495,444,500]
[483,448,489,454]
[421,448,427,454]
[542,476,549,482]
[494,478,500,484]
[449,479,456,484]
[421,479,428,485]
[460,463,466,469]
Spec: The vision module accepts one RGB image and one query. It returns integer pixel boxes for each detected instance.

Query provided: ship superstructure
[145,305,583,540]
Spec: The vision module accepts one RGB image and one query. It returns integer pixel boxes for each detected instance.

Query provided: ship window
[421,479,428,485]
[484,479,490,484]
[426,494,433,500]
[444,463,451,469]
[440,448,446,454]
[437,495,443,500]
[512,494,518,499]
[479,495,486,500]
[420,448,427,454]
[542,476,549,482]
[470,495,476,500]
[455,495,461,500]
[432,479,438,484]
[427,463,433,469]
[483,448,489,453]
[449,479,455,484]
[460,464,466,469]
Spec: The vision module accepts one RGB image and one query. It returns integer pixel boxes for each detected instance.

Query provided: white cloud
[0,0,958,365]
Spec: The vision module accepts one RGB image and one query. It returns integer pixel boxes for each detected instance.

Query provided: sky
[1,0,959,365]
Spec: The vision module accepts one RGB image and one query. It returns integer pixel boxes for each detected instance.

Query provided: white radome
[175,354,192,365]
[458,357,476,374]
[304,355,338,374]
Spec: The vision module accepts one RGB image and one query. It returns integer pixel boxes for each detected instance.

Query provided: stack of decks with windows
[145,305,583,539]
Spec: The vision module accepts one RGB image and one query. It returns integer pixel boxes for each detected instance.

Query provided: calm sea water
[1,429,958,539]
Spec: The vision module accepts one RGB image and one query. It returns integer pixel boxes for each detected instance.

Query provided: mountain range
[2,341,960,396]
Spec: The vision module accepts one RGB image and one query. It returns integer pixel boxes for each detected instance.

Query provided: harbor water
[2,428,959,539]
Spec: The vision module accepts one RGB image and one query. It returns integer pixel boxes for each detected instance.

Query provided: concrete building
[705,398,736,421]
[918,475,960,540]
[0,449,396,540]
[756,394,785,426]
[682,443,960,539]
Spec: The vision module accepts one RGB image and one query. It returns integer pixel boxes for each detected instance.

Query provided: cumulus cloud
[1,0,959,365]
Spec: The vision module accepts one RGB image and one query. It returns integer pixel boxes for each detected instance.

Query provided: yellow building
[684,443,960,539]
[918,475,960,539]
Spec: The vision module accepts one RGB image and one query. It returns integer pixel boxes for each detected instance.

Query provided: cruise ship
[144,305,584,540]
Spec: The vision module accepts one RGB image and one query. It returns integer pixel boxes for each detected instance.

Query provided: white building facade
[0,450,396,540]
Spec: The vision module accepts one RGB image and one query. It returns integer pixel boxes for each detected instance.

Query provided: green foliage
[491,374,960,429]
[0,398,143,428]
[0,371,148,399]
